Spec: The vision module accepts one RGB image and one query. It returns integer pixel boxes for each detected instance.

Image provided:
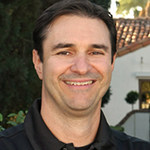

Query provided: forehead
[44,15,111,47]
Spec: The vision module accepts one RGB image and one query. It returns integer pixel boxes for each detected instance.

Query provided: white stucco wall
[122,112,150,142]
[102,45,150,125]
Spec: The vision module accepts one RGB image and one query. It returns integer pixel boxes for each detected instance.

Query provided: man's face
[33,15,115,115]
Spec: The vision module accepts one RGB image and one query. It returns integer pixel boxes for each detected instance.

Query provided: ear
[111,53,117,70]
[32,49,43,80]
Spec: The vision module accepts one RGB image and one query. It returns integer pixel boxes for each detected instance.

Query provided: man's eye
[89,51,104,55]
[56,51,70,55]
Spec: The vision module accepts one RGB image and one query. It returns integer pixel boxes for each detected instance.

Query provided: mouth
[64,80,95,86]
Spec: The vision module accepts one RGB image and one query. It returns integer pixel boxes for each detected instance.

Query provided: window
[139,79,150,109]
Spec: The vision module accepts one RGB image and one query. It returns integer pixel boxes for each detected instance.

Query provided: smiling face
[33,15,115,115]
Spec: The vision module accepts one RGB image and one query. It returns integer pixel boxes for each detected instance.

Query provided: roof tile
[115,18,150,56]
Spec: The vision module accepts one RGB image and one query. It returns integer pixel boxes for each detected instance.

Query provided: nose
[70,54,92,75]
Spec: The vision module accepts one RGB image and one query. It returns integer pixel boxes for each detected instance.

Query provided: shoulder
[111,129,150,150]
[0,124,31,150]
[0,123,24,138]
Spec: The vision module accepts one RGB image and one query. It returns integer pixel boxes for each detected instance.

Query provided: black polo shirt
[24,99,114,150]
[0,99,150,150]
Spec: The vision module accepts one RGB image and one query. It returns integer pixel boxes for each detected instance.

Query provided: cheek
[43,58,72,79]
[92,59,112,76]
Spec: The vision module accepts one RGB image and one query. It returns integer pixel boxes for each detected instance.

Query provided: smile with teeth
[65,80,94,86]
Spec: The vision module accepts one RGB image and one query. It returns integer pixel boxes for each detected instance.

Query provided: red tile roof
[115,18,150,57]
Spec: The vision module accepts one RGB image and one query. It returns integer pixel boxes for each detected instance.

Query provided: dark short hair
[33,0,117,62]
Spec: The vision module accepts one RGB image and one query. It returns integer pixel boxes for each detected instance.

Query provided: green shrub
[7,110,27,126]
[0,110,27,131]
[111,125,124,132]
[0,113,5,131]
[125,91,139,110]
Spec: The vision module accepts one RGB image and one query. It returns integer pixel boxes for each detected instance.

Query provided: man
[0,0,150,149]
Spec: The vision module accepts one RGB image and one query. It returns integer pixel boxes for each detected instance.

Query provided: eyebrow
[52,43,109,51]
[52,43,75,51]
[90,44,109,51]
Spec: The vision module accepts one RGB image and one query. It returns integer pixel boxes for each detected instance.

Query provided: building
[117,109,150,141]
[103,17,150,126]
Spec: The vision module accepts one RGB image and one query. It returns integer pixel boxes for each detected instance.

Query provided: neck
[41,98,101,147]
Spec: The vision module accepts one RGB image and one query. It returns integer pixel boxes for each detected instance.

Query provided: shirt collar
[24,99,114,150]
[93,111,115,150]
[24,99,65,150]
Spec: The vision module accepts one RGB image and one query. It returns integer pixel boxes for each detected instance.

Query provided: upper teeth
[65,81,93,86]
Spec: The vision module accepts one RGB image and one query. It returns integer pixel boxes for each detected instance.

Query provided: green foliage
[111,125,124,132]
[0,113,3,122]
[0,111,27,131]
[116,0,148,16]
[0,125,5,132]
[0,113,5,132]
[0,0,42,117]
[125,91,139,105]
[102,87,112,107]
[90,0,111,9]
[7,110,27,126]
